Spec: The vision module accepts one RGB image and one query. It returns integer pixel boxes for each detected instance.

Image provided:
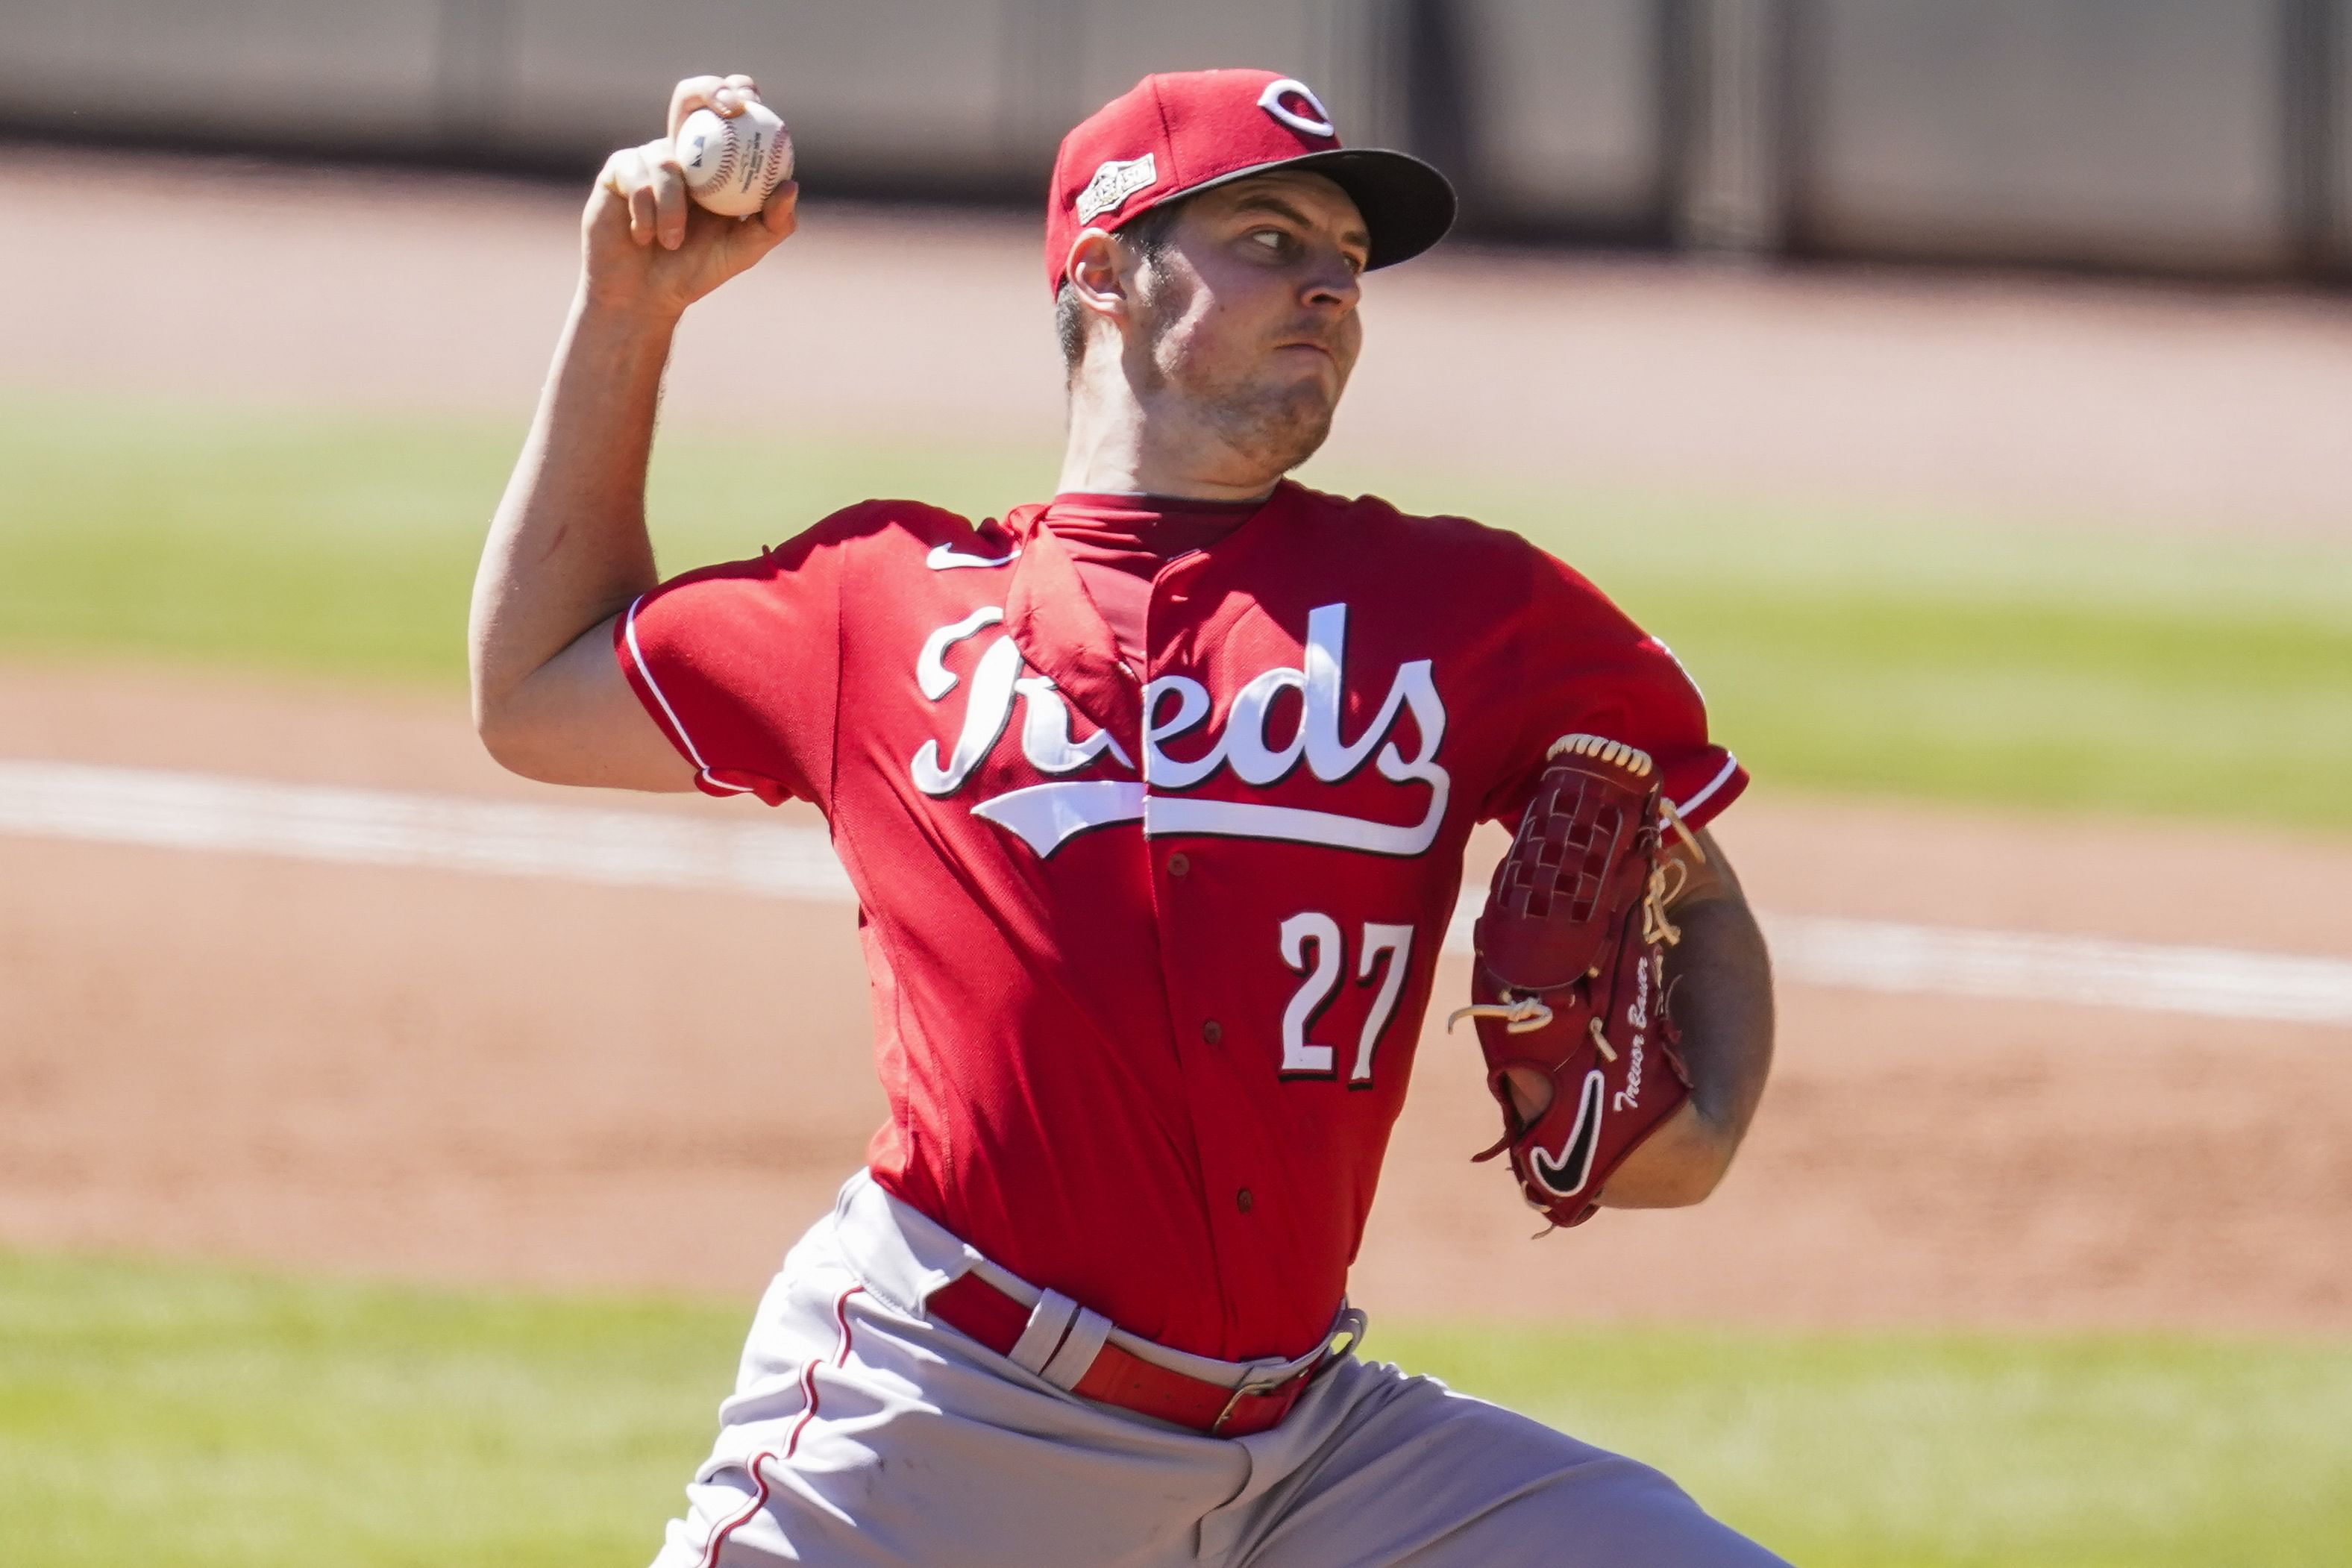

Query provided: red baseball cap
[1044,69,1456,292]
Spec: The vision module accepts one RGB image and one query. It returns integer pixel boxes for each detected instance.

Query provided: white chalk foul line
[1445,905,2352,1029]
[0,759,853,902]
[2,759,2348,1029]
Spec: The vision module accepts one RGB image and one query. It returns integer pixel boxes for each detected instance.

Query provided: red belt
[926,1270,1326,1437]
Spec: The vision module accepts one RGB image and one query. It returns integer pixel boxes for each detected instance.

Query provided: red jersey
[615,480,1745,1361]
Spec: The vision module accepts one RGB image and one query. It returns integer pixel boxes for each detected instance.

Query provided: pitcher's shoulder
[775,498,1023,569]
[1282,483,1549,570]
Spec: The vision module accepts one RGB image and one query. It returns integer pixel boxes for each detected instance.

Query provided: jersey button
[1167,852,1191,877]
[1201,1020,1223,1045]
[1236,1188,1254,1214]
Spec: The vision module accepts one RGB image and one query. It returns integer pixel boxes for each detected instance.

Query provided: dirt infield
[4,666,2347,1333]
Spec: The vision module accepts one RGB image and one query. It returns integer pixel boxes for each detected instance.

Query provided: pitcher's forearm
[1598,891,1775,1209]
[471,295,677,728]
[465,74,794,790]
[1665,895,1775,1142]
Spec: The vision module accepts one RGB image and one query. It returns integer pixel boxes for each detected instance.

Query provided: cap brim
[1164,147,1457,272]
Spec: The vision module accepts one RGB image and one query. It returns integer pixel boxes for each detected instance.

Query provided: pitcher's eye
[1249,228,1288,253]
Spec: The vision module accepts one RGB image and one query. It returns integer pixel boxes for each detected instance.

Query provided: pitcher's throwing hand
[583,74,797,319]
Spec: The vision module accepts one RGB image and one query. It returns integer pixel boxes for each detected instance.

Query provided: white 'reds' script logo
[911,603,1449,857]
[1075,153,1158,223]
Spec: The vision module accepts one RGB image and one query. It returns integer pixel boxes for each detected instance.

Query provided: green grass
[4,392,2347,829]
[4,1252,2348,1567]
[0,1252,742,1567]
[1380,1322,2352,1568]
[0,395,1044,684]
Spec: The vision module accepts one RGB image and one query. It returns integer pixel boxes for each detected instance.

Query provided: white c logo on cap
[1258,78,1336,139]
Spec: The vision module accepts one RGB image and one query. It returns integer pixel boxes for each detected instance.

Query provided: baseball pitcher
[472,67,1784,1567]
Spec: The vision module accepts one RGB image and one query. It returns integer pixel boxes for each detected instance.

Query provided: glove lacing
[1449,802,1705,1052]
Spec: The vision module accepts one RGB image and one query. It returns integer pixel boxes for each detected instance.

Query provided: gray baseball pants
[650,1173,1789,1567]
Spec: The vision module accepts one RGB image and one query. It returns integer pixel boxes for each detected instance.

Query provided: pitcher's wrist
[569,286,686,345]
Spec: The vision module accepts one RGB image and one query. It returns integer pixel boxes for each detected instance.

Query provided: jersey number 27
[1277,913,1415,1088]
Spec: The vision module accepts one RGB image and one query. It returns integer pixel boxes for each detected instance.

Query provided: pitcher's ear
[1065,227,1125,310]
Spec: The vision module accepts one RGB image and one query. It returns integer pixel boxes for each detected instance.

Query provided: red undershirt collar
[1041,492,1267,559]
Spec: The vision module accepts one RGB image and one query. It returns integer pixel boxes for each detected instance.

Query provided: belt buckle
[1209,1364,1304,1435]
[1209,1379,1270,1435]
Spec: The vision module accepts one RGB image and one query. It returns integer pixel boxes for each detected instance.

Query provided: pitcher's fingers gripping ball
[677,98,794,216]
[1453,734,1698,1229]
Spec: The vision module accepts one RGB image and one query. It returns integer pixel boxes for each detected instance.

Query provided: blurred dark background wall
[2,0,2345,278]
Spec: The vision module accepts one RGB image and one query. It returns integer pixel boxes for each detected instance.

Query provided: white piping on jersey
[623,596,756,794]
[926,543,1021,571]
[1672,753,1740,821]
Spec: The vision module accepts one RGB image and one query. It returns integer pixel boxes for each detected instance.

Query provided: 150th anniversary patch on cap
[1043,69,1456,292]
[1075,152,1159,225]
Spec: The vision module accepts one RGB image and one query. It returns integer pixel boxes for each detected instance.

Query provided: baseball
[675,101,794,217]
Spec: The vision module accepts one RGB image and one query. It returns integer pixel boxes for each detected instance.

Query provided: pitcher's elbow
[1657,1157,1731,1208]
[471,689,542,780]
[1599,1116,1737,1209]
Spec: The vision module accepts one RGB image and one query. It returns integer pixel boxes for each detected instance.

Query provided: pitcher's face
[1129,172,1369,475]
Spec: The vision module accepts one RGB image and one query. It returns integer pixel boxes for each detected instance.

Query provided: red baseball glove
[1452,733,1696,1229]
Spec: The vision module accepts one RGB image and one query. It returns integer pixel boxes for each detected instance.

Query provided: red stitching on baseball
[709,126,741,192]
